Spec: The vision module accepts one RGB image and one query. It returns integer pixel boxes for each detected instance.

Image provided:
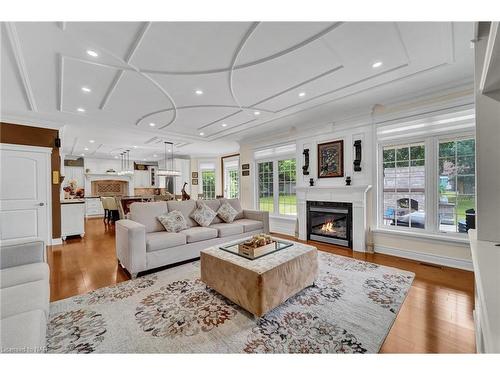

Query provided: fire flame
[321,220,336,233]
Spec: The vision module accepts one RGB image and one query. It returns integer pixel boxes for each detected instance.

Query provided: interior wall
[0,122,61,239]
[475,23,500,242]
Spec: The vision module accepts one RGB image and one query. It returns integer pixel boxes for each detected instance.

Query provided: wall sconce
[302,148,310,175]
[353,140,362,172]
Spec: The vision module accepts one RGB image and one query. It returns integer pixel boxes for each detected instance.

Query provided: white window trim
[376,131,475,240]
[255,154,297,218]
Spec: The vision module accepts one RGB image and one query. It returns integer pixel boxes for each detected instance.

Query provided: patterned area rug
[47,252,414,353]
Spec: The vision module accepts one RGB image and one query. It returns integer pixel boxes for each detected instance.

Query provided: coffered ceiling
[1,22,474,159]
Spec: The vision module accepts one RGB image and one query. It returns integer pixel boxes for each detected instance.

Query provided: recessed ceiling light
[298,92,306,97]
[254,111,260,116]
[195,89,203,95]
[114,156,118,159]
[372,61,383,68]
[153,154,158,157]
[143,158,146,161]
[77,108,85,113]
[149,122,156,127]
[81,87,91,93]
[84,147,89,151]
[133,145,138,148]
[89,140,95,143]
[168,149,172,152]
[81,153,85,156]
[222,123,227,127]
[199,132,204,136]
[86,50,98,57]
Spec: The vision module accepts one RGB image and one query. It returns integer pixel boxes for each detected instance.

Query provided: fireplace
[307,201,352,248]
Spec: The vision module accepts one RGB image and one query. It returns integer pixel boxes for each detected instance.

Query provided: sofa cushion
[130,202,168,233]
[146,232,187,252]
[0,309,46,352]
[0,262,49,289]
[157,211,188,233]
[223,198,244,220]
[0,279,49,319]
[191,202,217,227]
[217,202,238,223]
[233,219,264,233]
[209,223,244,237]
[198,200,222,224]
[167,200,197,227]
[180,227,218,243]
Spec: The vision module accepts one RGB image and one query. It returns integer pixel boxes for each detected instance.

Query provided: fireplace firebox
[307,201,352,248]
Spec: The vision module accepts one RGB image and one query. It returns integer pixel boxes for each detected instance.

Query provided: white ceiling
[0,21,474,160]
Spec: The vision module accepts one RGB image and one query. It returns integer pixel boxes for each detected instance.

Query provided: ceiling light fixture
[86,50,98,57]
[199,132,204,136]
[298,92,306,97]
[157,142,181,177]
[149,122,156,127]
[81,153,85,156]
[195,89,203,95]
[254,111,260,116]
[84,147,89,151]
[89,140,95,143]
[114,156,118,159]
[77,108,85,112]
[118,151,134,176]
[81,87,91,93]
[372,61,383,68]
[133,145,138,148]
[153,154,158,157]
[222,123,227,127]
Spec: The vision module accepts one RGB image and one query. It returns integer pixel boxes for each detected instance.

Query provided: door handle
[38,202,45,206]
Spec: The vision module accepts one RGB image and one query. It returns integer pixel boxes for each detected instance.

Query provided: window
[278,159,297,215]
[257,158,297,216]
[438,138,475,233]
[379,134,476,236]
[227,169,239,199]
[382,143,425,229]
[258,161,274,212]
[201,170,215,199]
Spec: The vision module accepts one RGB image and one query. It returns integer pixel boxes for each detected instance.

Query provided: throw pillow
[157,210,188,233]
[217,202,238,223]
[190,202,217,227]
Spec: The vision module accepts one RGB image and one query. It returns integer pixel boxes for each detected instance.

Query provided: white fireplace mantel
[296,185,372,252]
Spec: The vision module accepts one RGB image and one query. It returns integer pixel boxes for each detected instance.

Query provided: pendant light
[157,141,181,176]
[118,150,133,176]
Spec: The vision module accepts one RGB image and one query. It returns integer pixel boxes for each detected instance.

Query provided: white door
[0,144,51,243]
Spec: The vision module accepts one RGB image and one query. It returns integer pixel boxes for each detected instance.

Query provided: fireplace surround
[307,201,352,248]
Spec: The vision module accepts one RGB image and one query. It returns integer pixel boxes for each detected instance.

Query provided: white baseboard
[50,238,63,245]
[374,245,473,271]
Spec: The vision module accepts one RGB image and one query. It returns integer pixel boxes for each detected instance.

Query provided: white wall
[475,24,500,242]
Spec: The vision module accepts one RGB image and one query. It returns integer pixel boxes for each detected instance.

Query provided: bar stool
[100,197,110,224]
[107,197,119,223]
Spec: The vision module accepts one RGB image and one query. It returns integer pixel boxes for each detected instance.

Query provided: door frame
[221,153,239,198]
[0,143,53,245]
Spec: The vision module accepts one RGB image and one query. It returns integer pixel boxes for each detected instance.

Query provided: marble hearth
[296,185,372,252]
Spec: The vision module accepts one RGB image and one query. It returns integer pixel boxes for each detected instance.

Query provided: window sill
[372,227,470,245]
[269,214,297,221]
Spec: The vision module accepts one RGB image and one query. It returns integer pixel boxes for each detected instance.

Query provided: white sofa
[116,198,269,277]
[0,238,50,353]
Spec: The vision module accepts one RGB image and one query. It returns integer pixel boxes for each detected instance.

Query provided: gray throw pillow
[217,202,238,223]
[157,210,188,233]
[190,202,217,227]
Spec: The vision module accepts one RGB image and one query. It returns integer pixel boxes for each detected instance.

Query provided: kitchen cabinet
[85,197,104,217]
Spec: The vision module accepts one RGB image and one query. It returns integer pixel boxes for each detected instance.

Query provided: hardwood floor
[47,217,476,353]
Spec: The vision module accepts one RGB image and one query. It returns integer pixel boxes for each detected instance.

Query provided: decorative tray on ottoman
[219,234,293,260]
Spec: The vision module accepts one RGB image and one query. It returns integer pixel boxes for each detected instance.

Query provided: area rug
[47,252,414,353]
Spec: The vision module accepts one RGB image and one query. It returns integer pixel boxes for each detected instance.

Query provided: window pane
[258,162,273,213]
[438,138,475,233]
[278,159,296,216]
[439,141,455,157]
[383,143,425,230]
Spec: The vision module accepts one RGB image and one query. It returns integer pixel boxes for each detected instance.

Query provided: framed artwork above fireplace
[317,140,344,178]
